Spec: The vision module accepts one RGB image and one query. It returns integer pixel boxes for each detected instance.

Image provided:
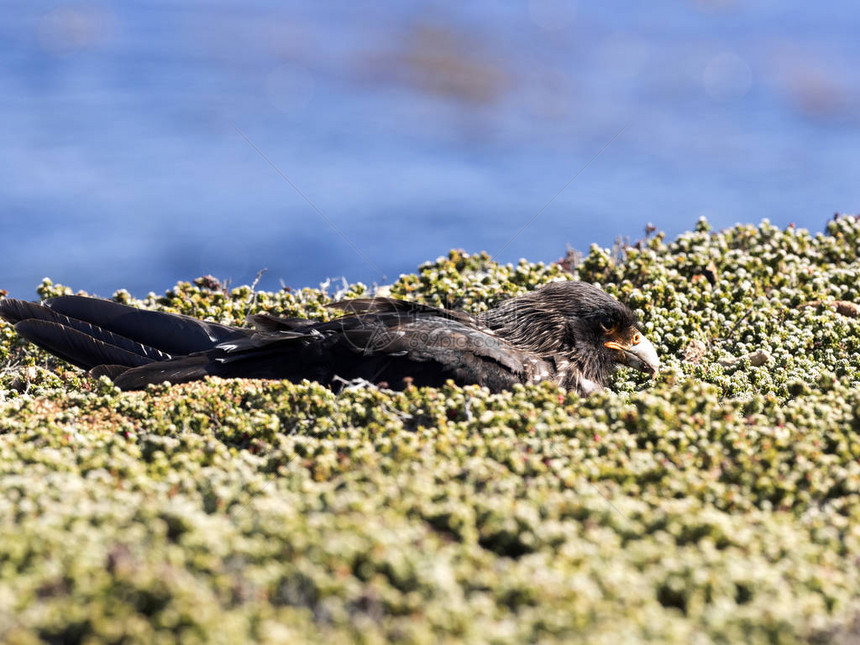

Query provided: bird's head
[481,281,660,392]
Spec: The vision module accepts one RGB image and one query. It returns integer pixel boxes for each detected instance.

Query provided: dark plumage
[0,281,659,395]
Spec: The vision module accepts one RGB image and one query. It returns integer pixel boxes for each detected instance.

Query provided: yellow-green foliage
[1,217,859,644]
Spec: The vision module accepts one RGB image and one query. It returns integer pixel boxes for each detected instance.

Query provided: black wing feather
[106,312,545,391]
[247,313,316,332]
[328,297,475,324]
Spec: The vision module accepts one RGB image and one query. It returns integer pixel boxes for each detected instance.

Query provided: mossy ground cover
[1,217,859,644]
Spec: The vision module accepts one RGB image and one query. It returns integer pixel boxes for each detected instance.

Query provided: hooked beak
[605,331,660,377]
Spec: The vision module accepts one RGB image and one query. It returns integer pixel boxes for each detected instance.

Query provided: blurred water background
[1,1,858,298]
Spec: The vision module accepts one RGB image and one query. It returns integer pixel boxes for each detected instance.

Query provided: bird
[0,281,659,395]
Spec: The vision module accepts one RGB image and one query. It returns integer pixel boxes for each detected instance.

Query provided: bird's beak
[605,331,660,377]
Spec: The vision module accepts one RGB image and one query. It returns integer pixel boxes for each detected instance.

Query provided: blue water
[2,1,858,298]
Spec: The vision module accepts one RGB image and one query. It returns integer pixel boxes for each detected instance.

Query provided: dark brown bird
[0,281,659,395]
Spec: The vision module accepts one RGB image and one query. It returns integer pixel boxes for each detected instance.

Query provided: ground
[1,216,859,644]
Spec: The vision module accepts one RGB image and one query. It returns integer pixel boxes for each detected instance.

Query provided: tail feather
[42,296,245,355]
[1,299,173,364]
[12,320,157,371]
[0,296,249,372]
[89,364,135,380]
[113,355,215,390]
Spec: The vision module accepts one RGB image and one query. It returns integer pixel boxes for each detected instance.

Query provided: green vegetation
[1,216,859,644]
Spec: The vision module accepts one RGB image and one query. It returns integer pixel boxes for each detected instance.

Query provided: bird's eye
[599,316,616,333]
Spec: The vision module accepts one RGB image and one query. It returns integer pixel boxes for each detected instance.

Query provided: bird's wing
[214,311,531,375]
[246,312,315,332]
[328,297,477,325]
[111,309,552,391]
[320,311,555,387]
